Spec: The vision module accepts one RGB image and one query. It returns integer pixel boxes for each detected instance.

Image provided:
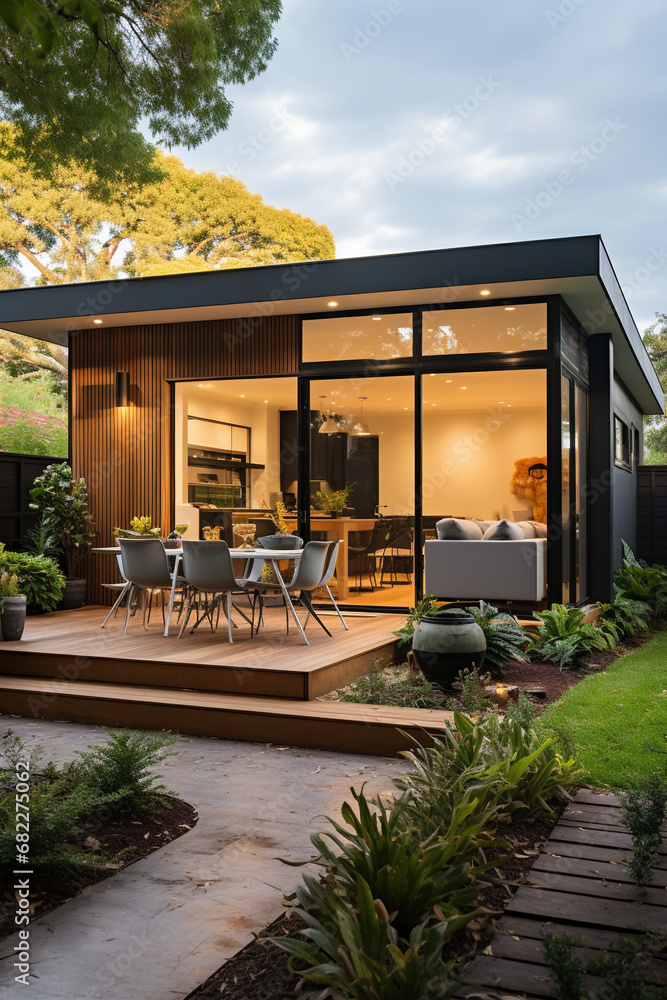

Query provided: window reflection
[423,303,547,355]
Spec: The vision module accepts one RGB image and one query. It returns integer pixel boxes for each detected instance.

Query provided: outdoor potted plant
[258,500,303,551]
[0,569,27,641]
[29,462,95,610]
[312,483,354,518]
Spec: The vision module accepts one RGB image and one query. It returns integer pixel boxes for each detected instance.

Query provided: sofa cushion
[482,519,524,540]
[515,520,536,538]
[436,517,483,540]
[474,519,495,534]
[529,521,548,538]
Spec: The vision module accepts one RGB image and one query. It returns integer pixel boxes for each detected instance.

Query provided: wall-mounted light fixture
[115,371,129,407]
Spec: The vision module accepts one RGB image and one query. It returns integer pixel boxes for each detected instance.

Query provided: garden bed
[0,792,198,940]
[183,807,565,1000]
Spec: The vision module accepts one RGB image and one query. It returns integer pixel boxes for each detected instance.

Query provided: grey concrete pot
[412,609,486,689]
[258,535,304,550]
[59,579,87,610]
[1,595,27,641]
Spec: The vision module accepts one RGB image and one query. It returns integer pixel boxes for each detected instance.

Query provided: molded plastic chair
[178,540,252,643]
[348,521,393,591]
[101,553,131,628]
[254,540,333,637]
[118,539,182,634]
[311,540,347,630]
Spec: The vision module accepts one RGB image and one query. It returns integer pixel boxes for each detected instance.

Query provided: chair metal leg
[226,592,233,643]
[123,584,136,634]
[101,583,130,628]
[326,585,348,629]
[300,592,332,637]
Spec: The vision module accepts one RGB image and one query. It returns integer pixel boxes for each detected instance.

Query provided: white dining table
[93,545,308,643]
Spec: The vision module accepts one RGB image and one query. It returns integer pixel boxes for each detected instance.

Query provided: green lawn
[539,628,667,790]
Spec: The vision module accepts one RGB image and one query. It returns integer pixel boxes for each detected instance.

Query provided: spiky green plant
[464,602,528,676]
[527,604,618,669]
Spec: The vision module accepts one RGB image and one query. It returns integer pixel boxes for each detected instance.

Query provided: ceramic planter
[412,608,486,689]
[1,595,27,641]
[58,578,87,610]
[258,535,304,550]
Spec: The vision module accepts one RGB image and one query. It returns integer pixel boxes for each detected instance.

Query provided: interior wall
[419,408,547,521]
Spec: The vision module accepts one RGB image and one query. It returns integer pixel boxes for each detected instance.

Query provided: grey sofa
[424,538,547,602]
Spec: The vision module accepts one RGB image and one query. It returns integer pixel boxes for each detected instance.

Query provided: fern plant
[613,564,667,618]
[527,604,618,669]
[464,602,528,677]
[603,595,651,638]
[71,729,179,811]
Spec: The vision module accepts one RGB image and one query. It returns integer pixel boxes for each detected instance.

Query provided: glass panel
[575,384,588,601]
[309,376,414,607]
[422,369,547,597]
[302,313,413,362]
[174,377,297,540]
[423,303,547,355]
[561,375,572,604]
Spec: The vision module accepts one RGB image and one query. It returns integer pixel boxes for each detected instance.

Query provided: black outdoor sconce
[115,371,129,407]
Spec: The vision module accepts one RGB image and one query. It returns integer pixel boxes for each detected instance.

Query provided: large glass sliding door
[307,375,415,607]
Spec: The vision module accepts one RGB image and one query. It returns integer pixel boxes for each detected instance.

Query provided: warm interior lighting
[371,316,382,321]
[115,371,129,407]
[504,306,515,311]
[327,300,338,307]
[460,386,467,390]
[93,318,103,324]
[480,289,491,296]
[318,395,339,434]
[352,396,370,436]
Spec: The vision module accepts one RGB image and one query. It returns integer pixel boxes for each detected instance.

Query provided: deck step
[0,675,454,756]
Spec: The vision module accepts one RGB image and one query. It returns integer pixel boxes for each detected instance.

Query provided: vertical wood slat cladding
[70,316,299,604]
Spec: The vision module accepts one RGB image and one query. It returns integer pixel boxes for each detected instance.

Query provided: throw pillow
[515,520,536,538]
[474,520,495,533]
[529,521,548,538]
[482,519,524,540]
[436,517,484,540]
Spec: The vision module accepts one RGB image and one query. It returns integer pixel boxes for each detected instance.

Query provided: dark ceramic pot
[258,535,304,550]
[412,608,486,689]
[1,595,27,641]
[58,578,87,611]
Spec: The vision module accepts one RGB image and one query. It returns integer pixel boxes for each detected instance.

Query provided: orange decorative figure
[510,457,547,523]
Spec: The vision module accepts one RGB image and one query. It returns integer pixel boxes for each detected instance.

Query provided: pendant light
[352,397,371,436]
[318,395,339,434]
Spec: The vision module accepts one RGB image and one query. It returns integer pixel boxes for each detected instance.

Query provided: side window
[614,416,631,471]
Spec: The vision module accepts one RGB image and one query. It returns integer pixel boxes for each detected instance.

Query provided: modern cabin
[0,234,662,611]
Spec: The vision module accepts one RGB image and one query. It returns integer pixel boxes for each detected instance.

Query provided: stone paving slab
[0,715,402,999]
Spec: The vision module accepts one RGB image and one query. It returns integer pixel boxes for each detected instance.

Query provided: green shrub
[397,712,583,827]
[72,729,179,811]
[603,596,651,638]
[620,771,667,884]
[0,550,65,613]
[0,775,108,879]
[527,605,618,669]
[465,601,528,676]
[506,691,538,731]
[613,564,667,618]
[392,595,440,651]
[29,462,95,578]
[543,934,588,1000]
[305,787,478,940]
[276,873,465,1000]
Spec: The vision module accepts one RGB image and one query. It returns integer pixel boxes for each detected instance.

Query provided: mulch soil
[184,804,567,1000]
[0,793,197,940]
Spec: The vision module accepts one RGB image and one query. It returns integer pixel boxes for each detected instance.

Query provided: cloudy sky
[173,0,667,333]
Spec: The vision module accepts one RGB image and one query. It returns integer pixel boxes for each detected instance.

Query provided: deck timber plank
[526,869,667,906]
[0,605,402,700]
[0,676,454,756]
[507,886,667,932]
[531,851,667,886]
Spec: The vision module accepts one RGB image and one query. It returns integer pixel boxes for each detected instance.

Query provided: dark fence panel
[0,453,63,551]
[637,465,667,567]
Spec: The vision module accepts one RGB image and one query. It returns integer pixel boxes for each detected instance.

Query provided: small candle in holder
[495,683,509,708]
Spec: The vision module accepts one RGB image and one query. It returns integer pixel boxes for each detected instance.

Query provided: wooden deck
[454,789,667,999]
[0,605,457,754]
[0,605,402,700]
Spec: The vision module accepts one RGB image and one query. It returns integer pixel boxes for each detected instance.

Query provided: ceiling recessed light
[240,394,245,398]
[328,300,338,307]
[371,316,381,321]
[431,403,436,406]
[498,401,505,404]
[429,373,436,376]
[480,289,491,296]
[264,399,269,403]
[460,386,467,390]
[403,407,408,410]
[446,379,452,383]
[93,318,103,324]
[507,404,512,407]
[504,306,515,311]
